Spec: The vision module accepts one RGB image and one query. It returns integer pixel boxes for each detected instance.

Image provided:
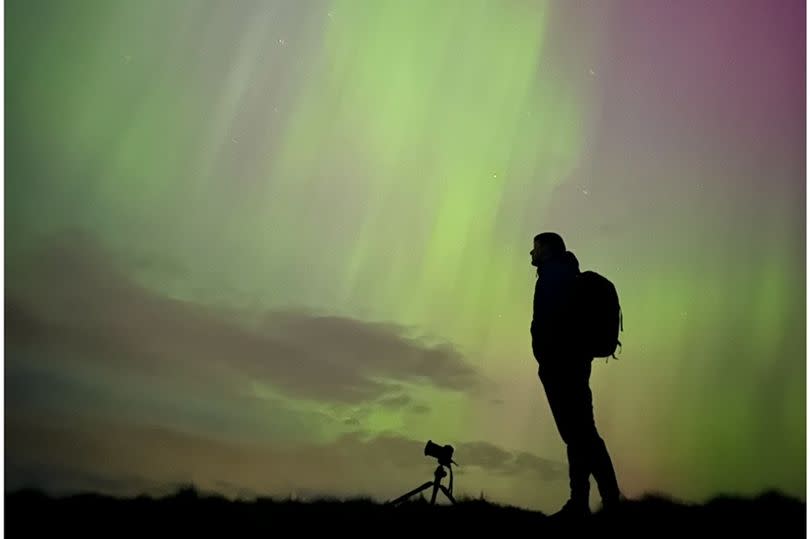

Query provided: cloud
[4,234,562,507]
[410,404,431,414]
[252,311,480,397]
[5,232,483,405]
[456,441,512,469]
[377,395,412,409]
[511,451,567,481]
[362,394,432,415]
[455,441,565,480]
[5,414,565,505]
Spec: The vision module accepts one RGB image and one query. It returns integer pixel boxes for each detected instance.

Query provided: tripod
[387,462,456,506]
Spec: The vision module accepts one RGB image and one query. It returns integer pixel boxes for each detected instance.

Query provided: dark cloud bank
[6,232,563,502]
[6,231,482,404]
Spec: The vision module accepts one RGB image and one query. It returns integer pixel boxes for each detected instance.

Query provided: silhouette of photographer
[530,232,622,520]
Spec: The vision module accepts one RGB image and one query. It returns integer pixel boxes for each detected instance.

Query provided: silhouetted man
[530,232,621,520]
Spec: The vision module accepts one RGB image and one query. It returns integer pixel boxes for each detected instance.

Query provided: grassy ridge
[6,486,805,537]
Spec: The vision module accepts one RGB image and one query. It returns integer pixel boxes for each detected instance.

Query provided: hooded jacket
[531,250,580,359]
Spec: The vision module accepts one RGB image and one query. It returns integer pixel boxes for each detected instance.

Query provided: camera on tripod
[387,439,458,506]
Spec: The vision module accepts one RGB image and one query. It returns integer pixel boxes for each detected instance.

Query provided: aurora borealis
[4,0,805,512]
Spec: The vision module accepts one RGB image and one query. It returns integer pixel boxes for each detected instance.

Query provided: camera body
[424,440,454,466]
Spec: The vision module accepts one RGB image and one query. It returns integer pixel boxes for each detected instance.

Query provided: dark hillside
[5,487,804,537]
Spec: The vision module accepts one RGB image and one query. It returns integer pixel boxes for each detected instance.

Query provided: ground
[5,487,805,538]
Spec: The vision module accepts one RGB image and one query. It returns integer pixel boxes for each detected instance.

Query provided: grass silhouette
[6,485,805,537]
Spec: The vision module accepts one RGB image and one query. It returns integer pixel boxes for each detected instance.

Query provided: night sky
[5,0,805,512]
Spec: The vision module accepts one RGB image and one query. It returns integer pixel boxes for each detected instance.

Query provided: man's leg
[565,434,592,506]
[590,432,621,503]
[538,362,591,508]
[558,361,595,508]
[566,359,620,505]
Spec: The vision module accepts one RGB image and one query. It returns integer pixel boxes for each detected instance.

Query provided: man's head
[530,232,566,267]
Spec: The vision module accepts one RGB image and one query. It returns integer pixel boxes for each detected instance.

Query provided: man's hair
[534,232,566,255]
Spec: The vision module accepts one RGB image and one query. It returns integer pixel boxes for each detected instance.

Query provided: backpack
[569,270,623,360]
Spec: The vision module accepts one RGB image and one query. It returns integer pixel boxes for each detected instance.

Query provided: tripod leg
[430,481,440,505]
[387,481,434,506]
[439,485,457,505]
